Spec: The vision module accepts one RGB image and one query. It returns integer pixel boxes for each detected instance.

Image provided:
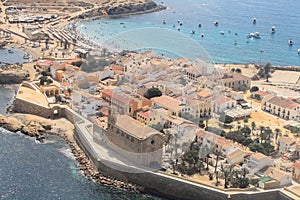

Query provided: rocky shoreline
[0,64,30,84]
[77,1,165,19]
[0,114,144,193]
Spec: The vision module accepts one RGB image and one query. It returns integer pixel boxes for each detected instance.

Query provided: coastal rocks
[79,1,165,19]
[0,114,23,132]
[0,64,30,84]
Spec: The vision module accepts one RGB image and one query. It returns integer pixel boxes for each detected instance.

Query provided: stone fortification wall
[13,98,53,118]
[74,127,292,200]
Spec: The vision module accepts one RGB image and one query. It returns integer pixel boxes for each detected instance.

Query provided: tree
[143,87,162,99]
[214,150,221,173]
[248,143,265,154]
[264,62,271,82]
[242,138,253,147]
[219,115,233,124]
[251,121,256,135]
[199,119,205,128]
[275,128,281,140]
[250,86,259,92]
[221,164,233,189]
[240,126,251,138]
[67,88,72,94]
[46,79,53,85]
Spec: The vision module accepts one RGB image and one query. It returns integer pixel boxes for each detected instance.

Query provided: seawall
[71,111,293,200]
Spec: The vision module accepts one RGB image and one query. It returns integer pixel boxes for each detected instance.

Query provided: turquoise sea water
[0,87,162,199]
[77,0,300,66]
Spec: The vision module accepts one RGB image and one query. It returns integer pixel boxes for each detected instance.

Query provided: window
[151,140,155,145]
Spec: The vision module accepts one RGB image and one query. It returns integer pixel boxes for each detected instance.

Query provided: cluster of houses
[24,49,300,188]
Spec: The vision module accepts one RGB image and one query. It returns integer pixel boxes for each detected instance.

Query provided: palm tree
[221,164,233,189]
[251,121,256,135]
[264,62,272,82]
[214,150,221,173]
[243,118,248,127]
[275,128,281,141]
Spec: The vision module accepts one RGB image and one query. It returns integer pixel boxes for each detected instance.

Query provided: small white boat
[191,30,195,34]
[252,18,257,24]
[179,22,183,26]
[270,26,276,34]
[214,20,219,26]
[298,49,300,54]
[220,31,225,35]
[198,23,202,28]
[288,40,294,46]
[162,20,166,24]
[177,27,181,31]
[234,40,237,45]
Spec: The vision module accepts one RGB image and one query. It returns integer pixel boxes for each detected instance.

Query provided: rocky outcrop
[0,114,45,136]
[0,65,30,84]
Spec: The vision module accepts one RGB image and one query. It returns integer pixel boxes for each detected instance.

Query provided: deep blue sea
[77,0,300,66]
[0,87,161,199]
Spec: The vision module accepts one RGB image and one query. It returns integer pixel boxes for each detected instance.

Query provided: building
[197,89,212,101]
[187,99,212,118]
[292,159,300,181]
[213,96,237,114]
[296,141,300,157]
[164,115,198,137]
[152,95,185,117]
[215,137,243,157]
[226,149,250,165]
[278,137,296,154]
[220,73,251,91]
[136,107,167,126]
[250,90,270,101]
[262,94,300,120]
[259,167,292,188]
[243,152,274,175]
[107,114,163,167]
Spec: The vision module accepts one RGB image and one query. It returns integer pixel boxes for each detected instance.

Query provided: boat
[253,32,261,39]
[201,33,205,38]
[270,26,276,34]
[8,49,14,53]
[214,20,219,26]
[288,40,294,46]
[23,53,30,59]
[198,23,202,28]
[191,30,195,34]
[177,27,181,31]
[252,18,257,24]
[298,49,300,54]
[234,40,237,45]
[220,31,225,35]
[247,32,261,39]
[179,22,183,26]
[162,20,166,24]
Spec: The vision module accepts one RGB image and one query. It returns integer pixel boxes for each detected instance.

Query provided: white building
[243,152,274,175]
[262,94,300,121]
[213,95,237,114]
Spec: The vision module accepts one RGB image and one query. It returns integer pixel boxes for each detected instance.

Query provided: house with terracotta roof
[221,72,251,91]
[164,115,198,137]
[250,90,270,101]
[226,149,250,165]
[215,137,243,156]
[213,95,237,114]
[197,89,212,101]
[292,159,300,181]
[278,137,296,154]
[259,167,292,189]
[243,152,274,175]
[136,108,167,126]
[262,94,300,120]
[152,95,185,117]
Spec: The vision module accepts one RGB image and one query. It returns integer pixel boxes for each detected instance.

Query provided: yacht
[201,33,205,38]
[252,18,257,24]
[270,26,276,34]
[7,49,14,53]
[253,32,261,39]
[198,23,202,28]
[288,40,294,46]
[162,20,166,24]
[220,31,225,35]
[298,49,300,54]
[191,30,195,34]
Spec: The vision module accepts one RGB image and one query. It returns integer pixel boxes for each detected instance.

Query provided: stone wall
[74,127,293,200]
[13,98,53,118]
